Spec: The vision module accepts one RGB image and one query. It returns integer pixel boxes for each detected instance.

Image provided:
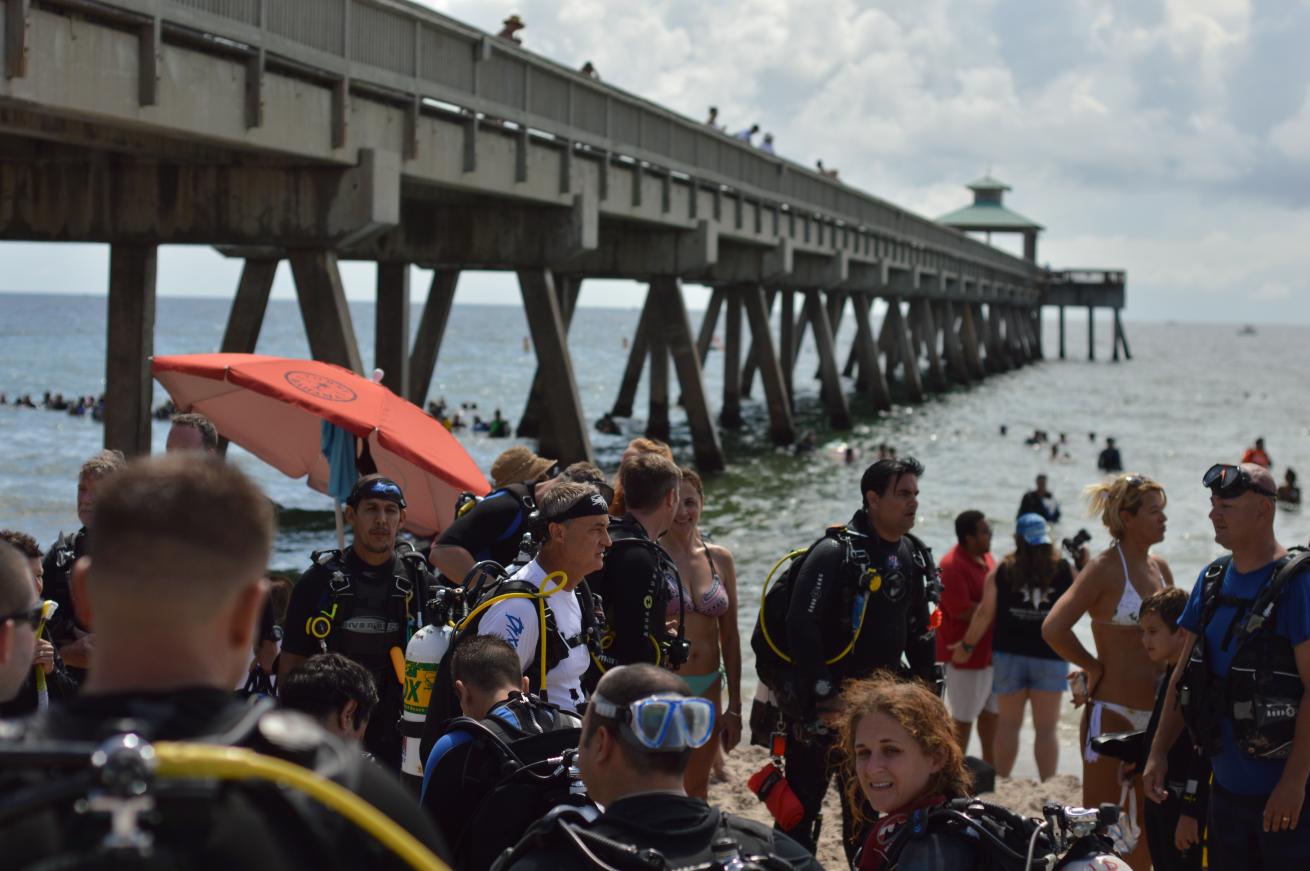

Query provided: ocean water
[2,291,1306,777]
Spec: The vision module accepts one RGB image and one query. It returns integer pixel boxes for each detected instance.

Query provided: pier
[0,0,1129,471]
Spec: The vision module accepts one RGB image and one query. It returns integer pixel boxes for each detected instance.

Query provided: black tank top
[991,558,1074,660]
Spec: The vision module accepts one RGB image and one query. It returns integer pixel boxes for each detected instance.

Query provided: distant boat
[1238,325,1257,336]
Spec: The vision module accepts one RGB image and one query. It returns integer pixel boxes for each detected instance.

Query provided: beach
[708,743,1083,868]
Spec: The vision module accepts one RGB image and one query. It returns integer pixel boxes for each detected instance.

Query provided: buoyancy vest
[1178,548,1310,760]
[305,542,433,659]
[592,515,688,670]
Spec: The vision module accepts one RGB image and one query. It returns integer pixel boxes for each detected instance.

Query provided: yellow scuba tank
[400,621,454,790]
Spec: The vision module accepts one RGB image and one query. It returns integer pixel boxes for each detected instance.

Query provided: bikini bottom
[1084,699,1153,763]
[681,668,724,697]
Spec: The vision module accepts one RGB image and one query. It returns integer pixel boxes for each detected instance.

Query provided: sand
[708,744,1083,869]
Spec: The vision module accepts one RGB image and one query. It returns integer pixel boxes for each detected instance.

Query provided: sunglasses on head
[0,602,43,631]
[1203,464,1277,500]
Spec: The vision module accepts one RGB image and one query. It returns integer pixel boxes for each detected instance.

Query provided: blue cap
[1016,513,1051,546]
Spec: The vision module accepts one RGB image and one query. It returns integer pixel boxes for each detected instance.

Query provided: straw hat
[502,14,525,29]
[490,446,556,489]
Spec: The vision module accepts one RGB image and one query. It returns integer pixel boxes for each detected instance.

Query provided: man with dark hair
[937,510,997,763]
[0,531,76,716]
[281,474,436,767]
[1018,474,1061,523]
[759,456,940,858]
[479,482,611,711]
[502,664,821,870]
[1146,463,1310,869]
[0,455,448,868]
[278,653,379,745]
[422,634,581,869]
[589,454,686,670]
[41,448,127,680]
[166,411,219,454]
[0,541,39,704]
[1098,437,1124,474]
[430,445,560,584]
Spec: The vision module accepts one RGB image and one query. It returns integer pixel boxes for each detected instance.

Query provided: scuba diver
[429,446,560,585]
[751,457,939,859]
[280,474,438,768]
[0,455,450,869]
[1145,463,1310,870]
[587,453,689,671]
[422,635,584,870]
[495,664,822,871]
[840,674,1134,870]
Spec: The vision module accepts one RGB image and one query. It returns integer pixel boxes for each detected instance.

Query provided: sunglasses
[590,693,715,751]
[0,602,43,631]
[1203,464,1277,500]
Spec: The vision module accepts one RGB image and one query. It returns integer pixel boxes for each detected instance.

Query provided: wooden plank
[740,285,795,444]
[851,291,892,411]
[289,250,364,373]
[375,262,411,397]
[518,276,579,438]
[721,287,743,428]
[611,293,652,417]
[219,258,277,354]
[518,269,593,464]
[804,290,852,429]
[407,268,459,406]
[650,277,725,472]
[104,244,156,457]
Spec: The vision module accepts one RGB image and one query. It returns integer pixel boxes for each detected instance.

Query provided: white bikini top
[1109,542,1143,626]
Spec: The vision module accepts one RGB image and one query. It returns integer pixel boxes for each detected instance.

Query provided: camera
[665,637,693,669]
[1062,528,1092,559]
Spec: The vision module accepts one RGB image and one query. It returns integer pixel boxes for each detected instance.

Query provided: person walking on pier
[753,457,939,860]
[733,124,760,144]
[497,14,525,44]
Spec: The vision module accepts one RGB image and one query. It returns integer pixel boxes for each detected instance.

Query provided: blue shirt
[1178,557,1310,794]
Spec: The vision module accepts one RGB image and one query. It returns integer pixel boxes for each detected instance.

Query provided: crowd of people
[1,390,105,420]
[0,414,1306,871]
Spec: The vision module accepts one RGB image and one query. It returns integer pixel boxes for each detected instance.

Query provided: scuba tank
[399,586,462,792]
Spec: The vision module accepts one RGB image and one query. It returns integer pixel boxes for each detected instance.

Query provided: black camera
[1062,528,1092,558]
[665,637,693,669]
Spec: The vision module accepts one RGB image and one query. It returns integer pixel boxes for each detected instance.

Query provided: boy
[1133,587,1209,871]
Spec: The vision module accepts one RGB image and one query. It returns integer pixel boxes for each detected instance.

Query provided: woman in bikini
[661,467,743,799]
[1042,473,1173,871]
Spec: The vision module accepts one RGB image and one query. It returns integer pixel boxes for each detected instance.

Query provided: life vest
[873,797,1059,871]
[751,526,937,691]
[591,515,688,670]
[303,542,433,660]
[1178,548,1310,760]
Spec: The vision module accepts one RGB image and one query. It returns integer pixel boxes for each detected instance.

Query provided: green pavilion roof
[937,202,1043,231]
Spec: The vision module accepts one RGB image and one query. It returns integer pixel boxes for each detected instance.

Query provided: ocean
[2,291,1306,778]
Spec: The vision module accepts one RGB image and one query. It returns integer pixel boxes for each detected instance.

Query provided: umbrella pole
[334,502,346,551]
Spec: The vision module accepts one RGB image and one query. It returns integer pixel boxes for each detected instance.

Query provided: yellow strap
[456,570,571,690]
[154,743,449,871]
[757,550,881,666]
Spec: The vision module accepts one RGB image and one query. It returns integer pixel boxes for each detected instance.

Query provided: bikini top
[666,542,730,619]
[1106,542,1144,626]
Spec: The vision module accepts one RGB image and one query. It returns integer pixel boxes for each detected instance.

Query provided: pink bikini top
[667,546,730,619]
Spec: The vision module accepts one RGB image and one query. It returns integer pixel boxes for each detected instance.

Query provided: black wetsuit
[434,482,537,576]
[783,509,937,859]
[503,793,823,871]
[41,527,89,685]
[587,514,680,669]
[0,688,449,871]
[0,645,77,718]
[1141,663,1209,871]
[282,547,432,766]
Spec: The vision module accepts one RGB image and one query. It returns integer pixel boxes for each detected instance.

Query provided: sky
[6,0,1309,323]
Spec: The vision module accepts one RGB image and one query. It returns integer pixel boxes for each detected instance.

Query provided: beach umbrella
[151,354,489,538]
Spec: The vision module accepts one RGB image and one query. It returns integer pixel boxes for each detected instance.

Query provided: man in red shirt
[936,510,997,762]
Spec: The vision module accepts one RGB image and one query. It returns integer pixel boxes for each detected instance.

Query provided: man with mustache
[281,474,435,767]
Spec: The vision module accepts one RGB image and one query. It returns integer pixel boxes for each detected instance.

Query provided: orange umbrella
[151,354,489,537]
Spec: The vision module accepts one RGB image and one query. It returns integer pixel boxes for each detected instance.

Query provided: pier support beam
[938,300,970,384]
[646,296,671,441]
[851,292,892,411]
[695,288,725,365]
[961,304,986,379]
[1058,306,1066,360]
[375,263,410,397]
[913,299,946,391]
[721,288,743,428]
[104,243,157,457]
[804,290,852,429]
[650,277,725,472]
[779,290,796,408]
[740,289,777,399]
[518,269,593,464]
[986,304,1010,373]
[289,250,364,373]
[407,269,459,407]
[1087,306,1096,361]
[518,277,580,439]
[220,258,278,355]
[611,296,653,418]
[1114,309,1133,361]
[740,285,795,445]
[887,299,924,402]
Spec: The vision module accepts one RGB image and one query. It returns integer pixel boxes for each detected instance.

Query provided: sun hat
[490,446,557,489]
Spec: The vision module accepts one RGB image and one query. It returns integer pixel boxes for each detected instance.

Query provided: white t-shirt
[480,560,589,711]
